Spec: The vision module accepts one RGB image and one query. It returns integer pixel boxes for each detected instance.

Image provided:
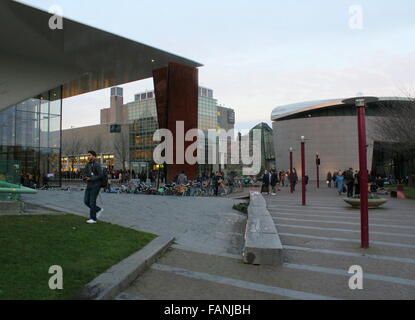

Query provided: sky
[20,0,415,131]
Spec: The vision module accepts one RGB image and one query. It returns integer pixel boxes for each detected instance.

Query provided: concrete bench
[243,192,283,266]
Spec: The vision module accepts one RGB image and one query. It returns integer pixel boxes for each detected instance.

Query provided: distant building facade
[249,123,276,171]
[271,97,415,181]
[61,86,236,179]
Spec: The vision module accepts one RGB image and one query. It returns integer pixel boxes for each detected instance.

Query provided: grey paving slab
[22,191,246,258]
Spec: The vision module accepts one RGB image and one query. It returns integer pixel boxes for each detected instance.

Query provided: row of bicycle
[104,180,244,196]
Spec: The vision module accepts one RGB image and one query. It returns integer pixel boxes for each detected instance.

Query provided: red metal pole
[357,99,369,248]
[301,138,306,205]
[290,149,293,194]
[316,154,320,189]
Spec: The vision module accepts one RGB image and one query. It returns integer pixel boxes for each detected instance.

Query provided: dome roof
[271,97,413,121]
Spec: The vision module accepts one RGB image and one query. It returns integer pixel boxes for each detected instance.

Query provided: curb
[243,192,283,266]
[21,198,85,216]
[75,235,174,300]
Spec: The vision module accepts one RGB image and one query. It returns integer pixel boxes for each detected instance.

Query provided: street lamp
[316,152,320,189]
[343,96,378,249]
[301,136,306,206]
[290,147,293,194]
[356,98,369,248]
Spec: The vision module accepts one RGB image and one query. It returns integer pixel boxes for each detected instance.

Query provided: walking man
[84,151,104,224]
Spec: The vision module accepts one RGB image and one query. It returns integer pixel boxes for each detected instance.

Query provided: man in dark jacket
[344,168,354,198]
[270,170,280,195]
[84,151,104,224]
[261,170,271,194]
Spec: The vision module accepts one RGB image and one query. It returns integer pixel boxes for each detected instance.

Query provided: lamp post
[356,98,369,248]
[316,153,320,189]
[301,136,306,206]
[290,147,293,194]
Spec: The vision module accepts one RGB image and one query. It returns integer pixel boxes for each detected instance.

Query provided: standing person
[333,171,338,189]
[213,171,222,196]
[327,172,332,188]
[261,170,271,194]
[344,168,354,198]
[304,174,309,190]
[227,174,235,194]
[354,170,360,196]
[335,171,345,196]
[177,171,188,185]
[83,151,104,224]
[270,170,279,195]
[292,168,298,191]
[280,170,286,187]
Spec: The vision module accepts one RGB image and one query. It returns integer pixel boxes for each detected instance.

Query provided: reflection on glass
[0,87,62,186]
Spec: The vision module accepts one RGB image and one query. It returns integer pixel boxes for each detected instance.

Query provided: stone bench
[243,192,283,266]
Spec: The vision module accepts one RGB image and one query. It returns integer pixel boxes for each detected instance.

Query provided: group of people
[260,169,301,195]
[327,169,361,197]
[174,171,234,196]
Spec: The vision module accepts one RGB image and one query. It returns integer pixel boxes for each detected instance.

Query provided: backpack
[101,168,109,189]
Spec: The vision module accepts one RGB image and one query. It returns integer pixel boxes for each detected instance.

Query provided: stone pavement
[22,186,415,300]
[121,186,415,300]
[22,191,246,258]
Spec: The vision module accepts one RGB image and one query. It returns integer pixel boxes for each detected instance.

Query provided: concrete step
[121,248,415,300]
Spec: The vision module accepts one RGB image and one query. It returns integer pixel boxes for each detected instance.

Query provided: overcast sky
[20,0,415,131]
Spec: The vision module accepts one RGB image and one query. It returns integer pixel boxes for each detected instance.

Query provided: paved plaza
[23,186,415,300]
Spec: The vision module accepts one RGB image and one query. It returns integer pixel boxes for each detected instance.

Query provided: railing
[0,181,37,201]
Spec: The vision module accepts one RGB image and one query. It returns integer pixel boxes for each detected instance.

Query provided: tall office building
[126,87,235,176]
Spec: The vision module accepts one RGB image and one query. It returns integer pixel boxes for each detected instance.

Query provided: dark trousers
[347,183,354,198]
[84,186,101,221]
[261,184,270,194]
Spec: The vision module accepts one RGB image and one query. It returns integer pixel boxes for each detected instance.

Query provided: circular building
[271,97,414,181]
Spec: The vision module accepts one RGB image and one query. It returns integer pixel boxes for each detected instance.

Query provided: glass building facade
[127,87,221,174]
[0,88,62,187]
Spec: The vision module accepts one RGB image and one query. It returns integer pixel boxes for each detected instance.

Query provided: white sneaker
[272,193,277,196]
[97,208,104,219]
[86,219,97,224]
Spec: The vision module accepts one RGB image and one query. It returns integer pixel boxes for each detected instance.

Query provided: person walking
[335,171,345,196]
[84,151,104,224]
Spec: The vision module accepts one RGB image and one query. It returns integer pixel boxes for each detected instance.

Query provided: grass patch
[385,186,415,200]
[233,202,249,214]
[0,214,157,300]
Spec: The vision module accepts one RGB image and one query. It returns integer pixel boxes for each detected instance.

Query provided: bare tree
[371,92,415,182]
[112,127,130,172]
[62,133,84,177]
[85,134,105,156]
